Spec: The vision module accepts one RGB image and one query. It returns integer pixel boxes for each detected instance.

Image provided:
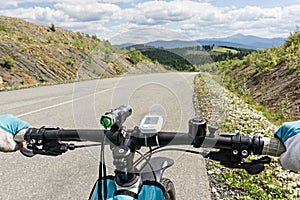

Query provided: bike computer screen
[140,115,163,134]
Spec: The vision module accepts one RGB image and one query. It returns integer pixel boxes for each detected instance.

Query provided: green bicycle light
[101,116,112,129]
[100,105,132,130]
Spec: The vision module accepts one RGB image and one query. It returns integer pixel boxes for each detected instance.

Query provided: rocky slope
[214,31,300,121]
[0,16,164,90]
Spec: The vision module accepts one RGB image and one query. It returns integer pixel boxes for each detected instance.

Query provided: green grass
[18,35,34,43]
[254,105,286,126]
[213,46,239,54]
[0,24,11,33]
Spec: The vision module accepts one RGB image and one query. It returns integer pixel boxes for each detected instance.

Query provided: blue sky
[1,0,300,44]
[211,0,300,8]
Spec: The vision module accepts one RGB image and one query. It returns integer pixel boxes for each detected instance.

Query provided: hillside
[135,46,254,71]
[0,16,163,90]
[213,31,300,121]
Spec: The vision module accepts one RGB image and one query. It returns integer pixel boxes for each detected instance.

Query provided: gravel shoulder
[194,72,300,199]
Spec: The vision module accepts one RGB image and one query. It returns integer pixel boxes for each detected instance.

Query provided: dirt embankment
[0,16,164,90]
[230,63,300,121]
[248,64,299,120]
[217,31,300,121]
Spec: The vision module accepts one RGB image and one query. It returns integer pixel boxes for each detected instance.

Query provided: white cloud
[101,0,134,3]
[54,2,121,22]
[283,5,300,23]
[0,0,55,7]
[226,6,282,22]
[0,0,133,8]
[174,4,299,38]
[0,6,69,25]
[1,1,300,42]
[124,1,217,25]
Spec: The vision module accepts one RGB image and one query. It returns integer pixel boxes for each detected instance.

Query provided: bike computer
[139,115,163,134]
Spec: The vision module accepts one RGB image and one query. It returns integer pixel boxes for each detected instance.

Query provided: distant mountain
[198,34,286,49]
[116,34,287,50]
[116,42,135,49]
[146,40,198,49]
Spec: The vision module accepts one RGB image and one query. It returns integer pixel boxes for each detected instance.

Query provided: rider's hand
[0,114,29,152]
[274,120,300,171]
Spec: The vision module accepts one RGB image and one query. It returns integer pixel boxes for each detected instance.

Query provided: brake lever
[207,149,271,174]
[23,141,101,157]
[26,141,75,156]
[221,156,271,174]
[20,147,35,157]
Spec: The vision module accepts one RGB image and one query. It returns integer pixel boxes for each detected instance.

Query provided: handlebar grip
[14,129,28,142]
[14,128,108,143]
[262,137,286,157]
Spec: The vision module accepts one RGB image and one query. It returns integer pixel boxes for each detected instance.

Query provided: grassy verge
[194,73,300,199]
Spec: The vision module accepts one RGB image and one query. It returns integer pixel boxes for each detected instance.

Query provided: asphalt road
[0,73,211,200]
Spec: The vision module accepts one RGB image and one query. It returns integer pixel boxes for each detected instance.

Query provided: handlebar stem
[112,127,142,185]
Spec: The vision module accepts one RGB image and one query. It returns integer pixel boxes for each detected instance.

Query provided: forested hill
[0,16,163,90]
[215,31,300,121]
[132,45,254,71]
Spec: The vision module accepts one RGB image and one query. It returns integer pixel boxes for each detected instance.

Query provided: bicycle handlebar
[15,126,286,174]
[14,104,287,175]
[16,127,286,157]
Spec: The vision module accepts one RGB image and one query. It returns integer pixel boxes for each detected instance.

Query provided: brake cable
[134,147,202,167]
[135,150,157,182]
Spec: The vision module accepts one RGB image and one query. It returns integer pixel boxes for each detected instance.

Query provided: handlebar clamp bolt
[119,149,125,153]
[241,150,249,157]
[233,150,239,155]
[30,139,36,144]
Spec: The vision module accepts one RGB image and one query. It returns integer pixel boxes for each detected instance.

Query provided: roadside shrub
[47,36,60,43]
[92,34,99,41]
[112,63,123,75]
[66,58,75,65]
[127,48,146,64]
[18,35,34,43]
[50,23,56,32]
[3,56,15,69]
[104,49,112,63]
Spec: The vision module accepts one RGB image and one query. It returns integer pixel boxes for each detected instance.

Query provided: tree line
[139,45,255,71]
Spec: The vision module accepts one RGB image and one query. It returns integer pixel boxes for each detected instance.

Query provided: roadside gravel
[194,73,300,199]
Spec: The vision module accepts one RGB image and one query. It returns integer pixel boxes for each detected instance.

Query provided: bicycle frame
[89,156,174,200]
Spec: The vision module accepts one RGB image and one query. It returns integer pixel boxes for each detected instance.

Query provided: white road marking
[16,88,111,117]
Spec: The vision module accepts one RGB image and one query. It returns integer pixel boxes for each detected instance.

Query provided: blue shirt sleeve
[274,120,300,143]
[0,114,29,136]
